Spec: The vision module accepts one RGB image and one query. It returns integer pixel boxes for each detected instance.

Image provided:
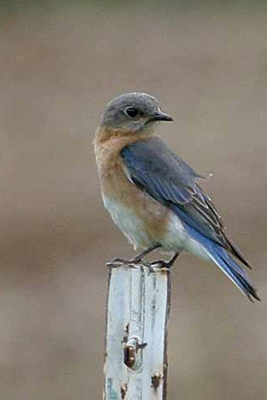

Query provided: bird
[94,92,260,302]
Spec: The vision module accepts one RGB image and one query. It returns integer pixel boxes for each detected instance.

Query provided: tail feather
[226,237,252,270]
[209,245,260,302]
[186,225,260,301]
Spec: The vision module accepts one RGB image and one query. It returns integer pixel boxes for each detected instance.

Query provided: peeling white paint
[104,262,171,400]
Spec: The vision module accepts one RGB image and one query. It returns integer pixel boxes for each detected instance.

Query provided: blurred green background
[0,1,267,399]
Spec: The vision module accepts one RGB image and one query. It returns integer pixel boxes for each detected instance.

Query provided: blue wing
[121,137,247,265]
[121,137,259,301]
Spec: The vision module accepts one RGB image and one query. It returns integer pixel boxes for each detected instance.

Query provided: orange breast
[94,129,170,248]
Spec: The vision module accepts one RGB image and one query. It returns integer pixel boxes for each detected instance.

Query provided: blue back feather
[121,137,259,301]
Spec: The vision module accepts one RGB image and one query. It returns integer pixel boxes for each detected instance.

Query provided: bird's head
[100,92,173,134]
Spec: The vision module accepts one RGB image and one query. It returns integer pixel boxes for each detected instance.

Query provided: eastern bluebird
[94,92,259,301]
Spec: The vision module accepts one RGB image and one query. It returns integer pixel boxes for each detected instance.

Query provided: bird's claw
[106,257,173,273]
[148,259,172,273]
[106,257,150,269]
[106,257,131,268]
[108,257,128,264]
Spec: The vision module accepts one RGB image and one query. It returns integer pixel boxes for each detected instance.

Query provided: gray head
[100,92,173,132]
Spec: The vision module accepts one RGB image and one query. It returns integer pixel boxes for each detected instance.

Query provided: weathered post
[104,260,171,400]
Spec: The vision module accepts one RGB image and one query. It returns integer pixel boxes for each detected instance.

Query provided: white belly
[160,211,211,261]
[103,195,154,249]
[103,194,211,262]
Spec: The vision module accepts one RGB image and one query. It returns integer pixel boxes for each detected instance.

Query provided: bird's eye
[124,107,138,118]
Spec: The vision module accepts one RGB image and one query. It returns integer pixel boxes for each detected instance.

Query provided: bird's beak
[152,109,173,122]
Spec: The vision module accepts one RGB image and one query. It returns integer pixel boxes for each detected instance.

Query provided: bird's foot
[148,259,172,273]
[148,252,180,273]
[107,252,180,272]
[106,257,150,269]
[106,257,132,268]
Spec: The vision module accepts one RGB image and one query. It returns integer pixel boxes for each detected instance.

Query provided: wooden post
[104,261,171,400]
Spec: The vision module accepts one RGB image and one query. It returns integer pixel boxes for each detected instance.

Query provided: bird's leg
[130,243,161,262]
[167,252,180,267]
[151,252,180,270]
[107,244,161,268]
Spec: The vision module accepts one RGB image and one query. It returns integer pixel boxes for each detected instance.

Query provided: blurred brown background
[0,2,267,399]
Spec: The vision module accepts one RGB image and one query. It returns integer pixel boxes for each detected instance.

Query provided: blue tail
[186,225,260,302]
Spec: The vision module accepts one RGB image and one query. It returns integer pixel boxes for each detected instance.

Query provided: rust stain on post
[124,344,136,369]
[125,323,129,335]
[151,374,163,391]
[120,383,128,399]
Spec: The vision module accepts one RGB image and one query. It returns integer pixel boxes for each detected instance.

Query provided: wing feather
[121,136,251,268]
